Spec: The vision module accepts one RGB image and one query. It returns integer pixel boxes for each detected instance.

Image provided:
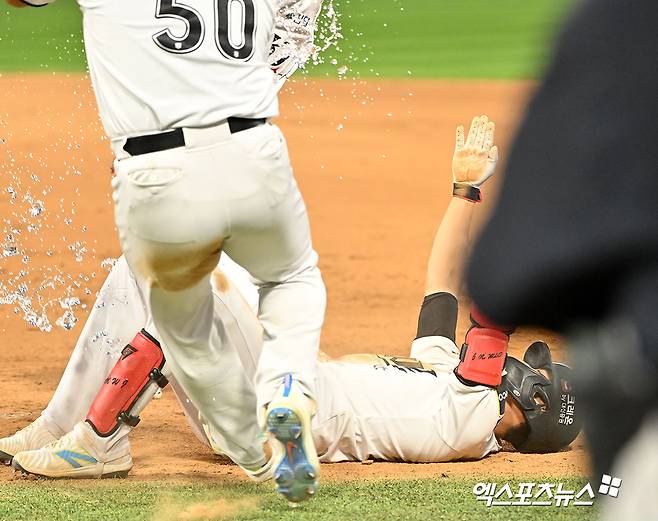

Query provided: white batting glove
[452,115,498,187]
[271,0,323,82]
[270,31,311,82]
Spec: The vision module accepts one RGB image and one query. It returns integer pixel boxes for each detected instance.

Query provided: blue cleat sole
[267,407,318,504]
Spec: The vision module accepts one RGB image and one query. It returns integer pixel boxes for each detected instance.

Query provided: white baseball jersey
[33,0,280,139]
[313,338,502,463]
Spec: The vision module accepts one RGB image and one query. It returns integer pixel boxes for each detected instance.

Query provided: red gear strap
[86,330,168,436]
[455,308,512,388]
[455,327,508,387]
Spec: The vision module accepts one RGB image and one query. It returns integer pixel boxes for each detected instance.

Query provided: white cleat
[266,374,320,504]
[12,421,132,479]
[0,416,60,465]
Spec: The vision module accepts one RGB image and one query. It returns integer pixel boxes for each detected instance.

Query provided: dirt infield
[0,75,589,483]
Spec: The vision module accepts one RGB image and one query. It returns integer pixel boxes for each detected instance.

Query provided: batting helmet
[503,341,582,453]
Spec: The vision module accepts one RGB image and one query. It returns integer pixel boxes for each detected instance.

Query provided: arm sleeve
[467,0,658,331]
[415,292,458,342]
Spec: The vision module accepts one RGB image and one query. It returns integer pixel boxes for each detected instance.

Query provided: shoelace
[40,428,80,451]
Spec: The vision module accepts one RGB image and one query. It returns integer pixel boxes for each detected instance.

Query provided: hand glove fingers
[280,60,299,80]
[465,116,479,146]
[483,121,495,150]
[488,145,499,162]
[455,125,465,151]
[475,114,488,148]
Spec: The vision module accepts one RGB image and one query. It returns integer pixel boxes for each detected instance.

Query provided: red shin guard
[86,330,168,436]
[455,308,513,388]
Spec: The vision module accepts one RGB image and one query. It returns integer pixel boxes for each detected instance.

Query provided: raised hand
[452,115,498,188]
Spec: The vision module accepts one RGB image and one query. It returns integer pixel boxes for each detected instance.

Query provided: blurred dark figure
[467,0,658,513]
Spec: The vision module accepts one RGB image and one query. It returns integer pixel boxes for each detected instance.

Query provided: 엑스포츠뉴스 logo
[472,474,623,507]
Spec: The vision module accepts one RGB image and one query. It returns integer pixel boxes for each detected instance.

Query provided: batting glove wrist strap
[453,182,482,203]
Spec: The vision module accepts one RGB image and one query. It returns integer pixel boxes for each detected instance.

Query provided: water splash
[91,330,108,343]
[314,0,343,57]
[56,310,77,330]
[101,257,117,271]
[0,118,94,332]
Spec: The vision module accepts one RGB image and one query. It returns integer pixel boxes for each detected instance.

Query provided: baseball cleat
[0,416,60,465]
[266,374,319,504]
[12,421,132,479]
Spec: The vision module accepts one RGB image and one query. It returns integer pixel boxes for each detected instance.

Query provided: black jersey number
[153,0,256,61]
[153,0,205,54]
[215,0,256,60]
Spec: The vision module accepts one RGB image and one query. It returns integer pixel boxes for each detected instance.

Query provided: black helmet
[502,341,582,453]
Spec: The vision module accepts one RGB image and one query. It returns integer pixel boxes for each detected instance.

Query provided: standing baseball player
[1,116,581,478]
[7,0,326,504]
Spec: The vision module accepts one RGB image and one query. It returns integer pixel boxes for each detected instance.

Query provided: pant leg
[147,276,266,468]
[111,125,288,469]
[168,275,266,452]
[222,123,326,409]
[42,255,166,456]
[42,256,148,434]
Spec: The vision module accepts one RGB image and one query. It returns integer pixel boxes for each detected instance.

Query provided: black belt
[123,117,266,156]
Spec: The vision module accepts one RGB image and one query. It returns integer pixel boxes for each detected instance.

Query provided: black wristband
[453,183,482,203]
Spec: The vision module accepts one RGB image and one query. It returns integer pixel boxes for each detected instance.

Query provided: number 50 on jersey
[153,0,256,61]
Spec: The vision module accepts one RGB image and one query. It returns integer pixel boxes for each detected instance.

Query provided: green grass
[0,0,572,78]
[313,0,573,78]
[0,2,84,72]
[0,478,598,521]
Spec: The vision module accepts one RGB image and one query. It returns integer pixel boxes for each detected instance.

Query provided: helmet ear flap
[523,341,553,371]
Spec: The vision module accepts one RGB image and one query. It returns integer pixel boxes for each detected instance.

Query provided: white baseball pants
[111,122,326,427]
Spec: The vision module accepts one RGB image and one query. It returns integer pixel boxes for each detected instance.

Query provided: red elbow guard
[86,330,168,436]
[455,325,509,388]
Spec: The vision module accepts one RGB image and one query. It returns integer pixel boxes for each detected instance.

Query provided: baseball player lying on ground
[0,116,581,482]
